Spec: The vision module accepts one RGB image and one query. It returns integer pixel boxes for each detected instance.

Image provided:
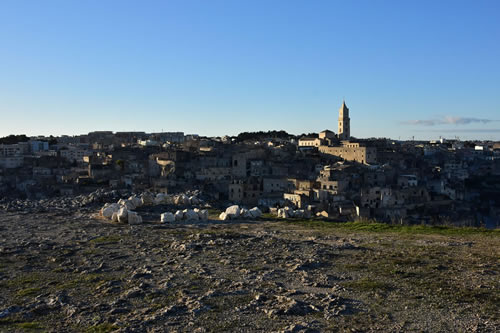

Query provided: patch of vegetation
[56,272,115,292]
[260,213,277,220]
[343,278,392,292]
[85,323,118,333]
[6,273,43,288]
[207,208,222,216]
[283,220,499,236]
[342,262,367,271]
[412,276,500,316]
[81,248,101,255]
[15,321,44,330]
[89,235,122,244]
[16,287,42,297]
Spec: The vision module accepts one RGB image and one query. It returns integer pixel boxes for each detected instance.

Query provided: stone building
[319,142,377,164]
[319,130,336,140]
[298,137,323,148]
[310,101,378,164]
[338,101,350,140]
[228,177,262,205]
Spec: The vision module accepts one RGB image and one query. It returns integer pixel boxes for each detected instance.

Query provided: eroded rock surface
[0,211,497,332]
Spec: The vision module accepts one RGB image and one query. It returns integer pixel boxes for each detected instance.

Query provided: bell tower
[338,100,350,140]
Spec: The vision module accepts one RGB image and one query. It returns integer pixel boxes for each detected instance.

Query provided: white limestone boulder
[219,212,230,221]
[101,203,119,219]
[119,199,136,210]
[100,202,110,213]
[240,208,251,219]
[183,209,199,221]
[111,212,119,223]
[249,207,262,218]
[189,196,200,205]
[174,194,189,206]
[128,211,143,225]
[129,195,142,208]
[174,210,184,221]
[161,212,175,223]
[198,209,209,221]
[225,205,241,219]
[155,193,166,205]
[317,211,329,218]
[117,207,128,223]
[181,194,190,205]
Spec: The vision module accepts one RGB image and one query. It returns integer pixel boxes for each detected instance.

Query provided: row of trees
[234,130,294,142]
[0,134,30,144]
[0,135,57,145]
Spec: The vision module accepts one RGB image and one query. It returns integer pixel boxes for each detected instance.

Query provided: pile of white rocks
[160,208,209,223]
[277,207,312,219]
[218,205,262,221]
[100,201,143,225]
[99,191,205,225]
[151,192,202,206]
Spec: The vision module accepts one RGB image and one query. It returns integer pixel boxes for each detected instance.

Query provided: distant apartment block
[29,140,49,153]
[151,132,185,143]
[0,143,30,157]
[59,147,91,162]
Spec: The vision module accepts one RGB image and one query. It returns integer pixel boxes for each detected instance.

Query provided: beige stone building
[319,130,336,140]
[338,101,350,140]
[298,137,323,148]
[319,142,376,164]
[314,101,377,164]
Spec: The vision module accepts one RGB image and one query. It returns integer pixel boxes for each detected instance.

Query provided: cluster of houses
[1,102,499,227]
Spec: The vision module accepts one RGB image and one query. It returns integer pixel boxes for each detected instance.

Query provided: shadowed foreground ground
[0,211,498,332]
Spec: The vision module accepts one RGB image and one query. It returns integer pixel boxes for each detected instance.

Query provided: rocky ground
[0,208,498,332]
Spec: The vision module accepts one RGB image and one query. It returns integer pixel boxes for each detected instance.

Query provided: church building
[338,100,350,140]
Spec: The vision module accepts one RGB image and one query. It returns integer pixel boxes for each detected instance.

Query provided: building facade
[338,101,350,140]
[319,144,377,164]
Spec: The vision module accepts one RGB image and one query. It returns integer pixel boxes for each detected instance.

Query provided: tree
[0,134,29,144]
[235,130,293,142]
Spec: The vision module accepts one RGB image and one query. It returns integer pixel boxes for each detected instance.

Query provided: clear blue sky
[1,0,499,140]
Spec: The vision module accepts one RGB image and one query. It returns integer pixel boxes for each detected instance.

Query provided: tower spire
[338,100,350,140]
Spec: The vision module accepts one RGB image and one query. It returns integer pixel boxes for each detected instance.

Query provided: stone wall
[319,146,377,164]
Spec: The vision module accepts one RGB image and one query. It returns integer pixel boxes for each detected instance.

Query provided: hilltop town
[1,103,499,331]
[1,101,499,227]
